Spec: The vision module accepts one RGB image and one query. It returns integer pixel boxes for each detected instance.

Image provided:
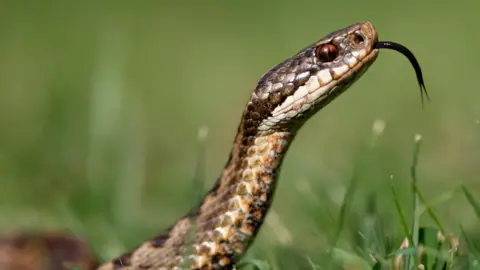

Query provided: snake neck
[96,120,298,269]
[187,124,296,267]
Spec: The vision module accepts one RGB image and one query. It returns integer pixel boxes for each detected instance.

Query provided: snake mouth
[257,21,427,133]
[268,48,379,120]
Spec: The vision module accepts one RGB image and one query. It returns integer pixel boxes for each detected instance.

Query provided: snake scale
[0,21,427,270]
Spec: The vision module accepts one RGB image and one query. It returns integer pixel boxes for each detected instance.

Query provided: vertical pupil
[323,45,336,60]
[316,44,338,62]
[326,48,332,58]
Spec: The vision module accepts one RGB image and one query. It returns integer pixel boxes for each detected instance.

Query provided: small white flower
[414,133,422,142]
[372,119,386,136]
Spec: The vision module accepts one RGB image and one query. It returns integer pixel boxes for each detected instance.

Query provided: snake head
[245,21,380,134]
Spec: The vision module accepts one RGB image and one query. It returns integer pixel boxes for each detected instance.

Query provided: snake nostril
[353,33,364,44]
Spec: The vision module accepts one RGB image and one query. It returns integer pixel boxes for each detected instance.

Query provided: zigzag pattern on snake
[0,21,426,270]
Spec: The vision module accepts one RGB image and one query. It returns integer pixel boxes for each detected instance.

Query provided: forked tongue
[374,41,429,107]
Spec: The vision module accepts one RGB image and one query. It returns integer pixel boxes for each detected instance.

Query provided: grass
[237,132,480,269]
[0,2,479,270]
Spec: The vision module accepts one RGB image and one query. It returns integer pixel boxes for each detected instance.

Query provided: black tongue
[374,41,429,106]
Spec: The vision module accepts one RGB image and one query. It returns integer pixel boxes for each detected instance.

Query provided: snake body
[0,21,425,269]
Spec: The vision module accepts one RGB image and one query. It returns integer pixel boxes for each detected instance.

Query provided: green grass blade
[417,188,460,216]
[461,185,480,219]
[330,247,371,270]
[330,170,359,248]
[407,134,423,269]
[459,225,480,260]
[411,183,445,234]
[237,259,271,270]
[391,176,413,246]
[192,126,209,204]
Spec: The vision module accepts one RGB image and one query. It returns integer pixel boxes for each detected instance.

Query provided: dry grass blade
[393,237,409,270]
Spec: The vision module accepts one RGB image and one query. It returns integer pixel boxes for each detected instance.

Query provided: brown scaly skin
[0,21,381,270]
[0,231,97,270]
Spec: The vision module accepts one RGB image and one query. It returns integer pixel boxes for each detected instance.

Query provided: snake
[0,21,427,270]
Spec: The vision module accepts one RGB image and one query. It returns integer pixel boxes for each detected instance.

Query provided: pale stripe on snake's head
[246,21,379,134]
[93,21,427,270]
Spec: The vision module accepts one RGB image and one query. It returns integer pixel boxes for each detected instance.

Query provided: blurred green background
[0,1,478,268]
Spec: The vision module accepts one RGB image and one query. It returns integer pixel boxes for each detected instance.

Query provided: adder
[0,21,427,270]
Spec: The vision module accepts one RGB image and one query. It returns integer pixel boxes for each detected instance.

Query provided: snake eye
[315,44,339,62]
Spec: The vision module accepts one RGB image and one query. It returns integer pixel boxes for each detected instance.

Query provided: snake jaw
[254,21,380,133]
[91,21,426,270]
